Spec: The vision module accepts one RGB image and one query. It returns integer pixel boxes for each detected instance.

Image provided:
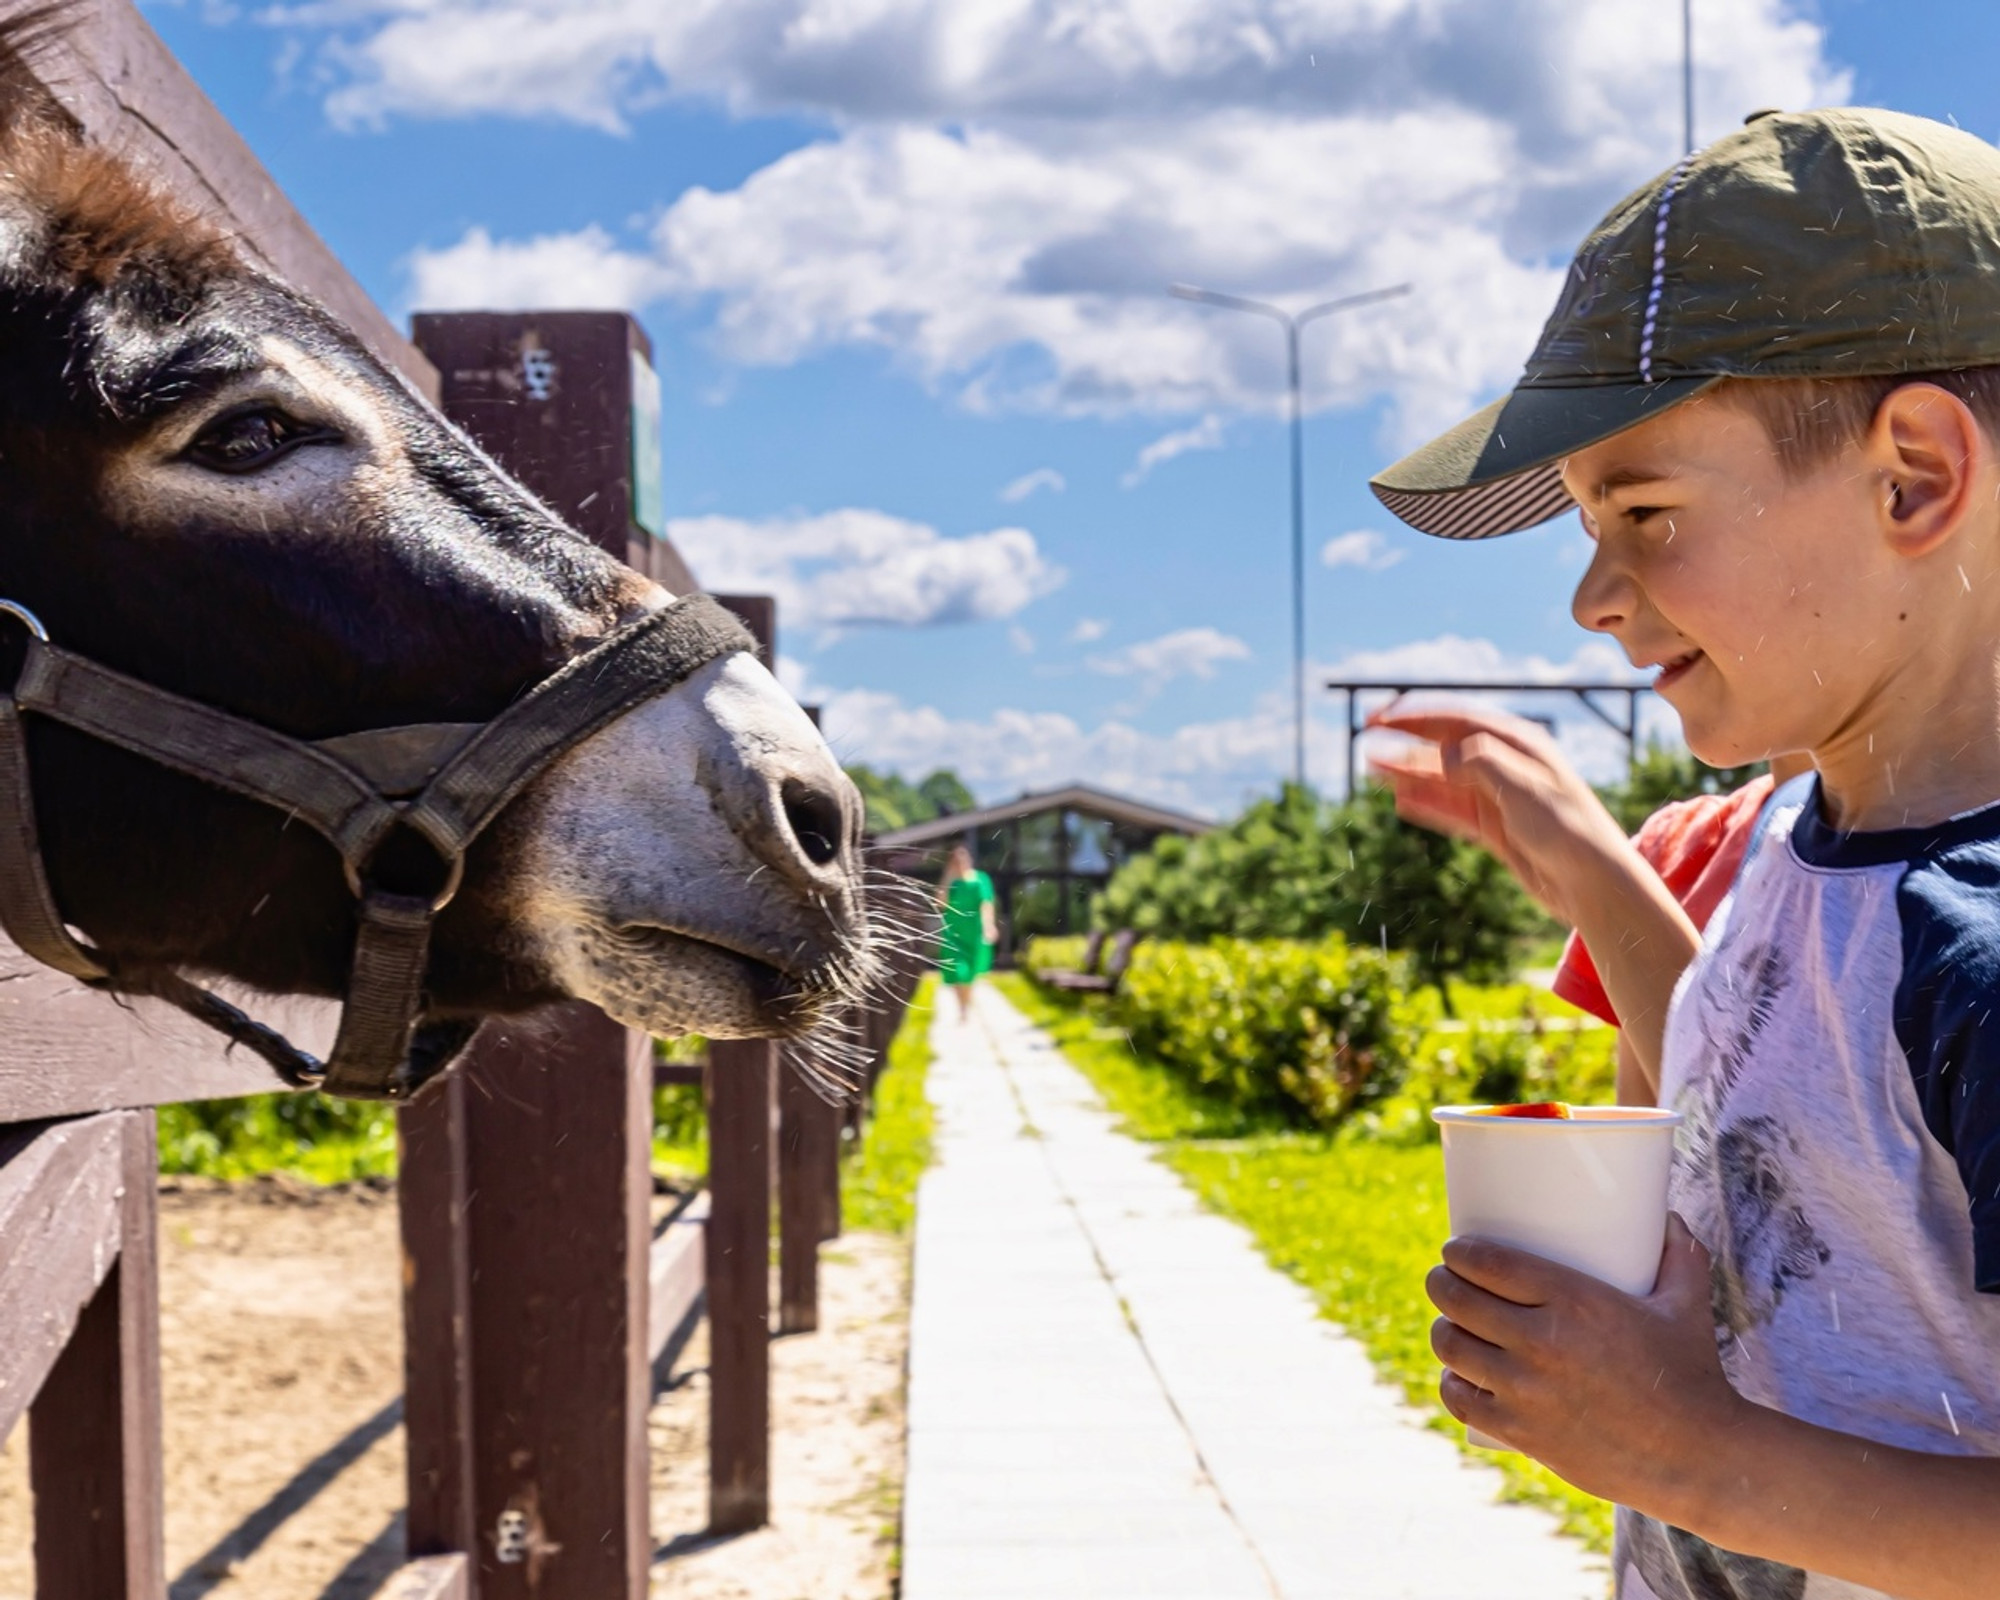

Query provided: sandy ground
[0,1179,909,1600]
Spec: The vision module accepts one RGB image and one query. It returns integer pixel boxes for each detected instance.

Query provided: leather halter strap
[0,593,755,1100]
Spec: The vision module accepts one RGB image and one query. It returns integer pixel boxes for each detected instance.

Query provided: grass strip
[842,973,938,1235]
[994,971,1613,1553]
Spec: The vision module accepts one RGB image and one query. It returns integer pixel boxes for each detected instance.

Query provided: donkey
[0,7,874,1084]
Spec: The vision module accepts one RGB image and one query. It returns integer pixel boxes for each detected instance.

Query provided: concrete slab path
[901,982,1609,1600]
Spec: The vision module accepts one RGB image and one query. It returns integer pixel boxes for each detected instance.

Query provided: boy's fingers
[1437,1370,1505,1438]
[1430,1315,1509,1390]
[1440,1235,1572,1304]
[1426,1261,1539,1344]
[1367,705,1548,751]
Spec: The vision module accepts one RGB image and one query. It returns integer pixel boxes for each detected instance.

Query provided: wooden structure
[874,782,1209,954]
[0,8,930,1597]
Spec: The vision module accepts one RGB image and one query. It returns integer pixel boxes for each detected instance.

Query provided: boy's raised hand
[1427,1217,1741,1515]
[1364,703,1630,927]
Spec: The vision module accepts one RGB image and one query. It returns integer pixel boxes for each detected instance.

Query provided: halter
[0,592,754,1101]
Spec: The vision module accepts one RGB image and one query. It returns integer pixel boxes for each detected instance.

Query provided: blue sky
[140,1,2000,814]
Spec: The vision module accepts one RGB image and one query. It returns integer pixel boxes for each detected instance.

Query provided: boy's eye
[1625,505,1665,526]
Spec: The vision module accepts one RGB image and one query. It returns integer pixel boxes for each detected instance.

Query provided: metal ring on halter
[342,843,466,912]
[0,600,49,642]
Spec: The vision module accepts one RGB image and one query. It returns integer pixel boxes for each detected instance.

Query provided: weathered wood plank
[26,1110,164,1598]
[648,1190,708,1368]
[458,1008,653,1600]
[778,1058,840,1334]
[0,1113,127,1445]
[380,1553,471,1600]
[0,947,337,1121]
[411,312,695,593]
[398,1067,478,1561]
[31,0,437,395]
[706,1038,772,1535]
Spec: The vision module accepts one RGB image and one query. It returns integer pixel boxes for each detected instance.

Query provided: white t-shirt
[1618,777,2000,1600]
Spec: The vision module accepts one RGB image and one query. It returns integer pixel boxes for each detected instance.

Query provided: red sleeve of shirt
[1551,775,1776,1026]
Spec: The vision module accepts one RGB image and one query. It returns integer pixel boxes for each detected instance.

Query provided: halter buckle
[344,822,466,913]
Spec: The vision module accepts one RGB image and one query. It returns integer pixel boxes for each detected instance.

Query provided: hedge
[1021,933,1614,1136]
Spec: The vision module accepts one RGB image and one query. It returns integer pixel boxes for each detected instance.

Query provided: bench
[1039,929,1140,995]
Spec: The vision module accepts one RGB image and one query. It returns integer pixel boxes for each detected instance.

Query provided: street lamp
[1169,280,1411,790]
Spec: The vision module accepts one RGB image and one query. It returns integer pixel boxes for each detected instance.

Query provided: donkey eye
[183,407,338,474]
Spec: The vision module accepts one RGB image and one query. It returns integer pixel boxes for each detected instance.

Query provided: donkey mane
[0,5,235,293]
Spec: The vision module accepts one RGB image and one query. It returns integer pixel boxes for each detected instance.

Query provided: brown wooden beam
[705,1039,772,1534]
[452,1011,653,1600]
[27,1110,164,1599]
[648,1192,708,1369]
[0,1114,129,1444]
[398,1070,478,1562]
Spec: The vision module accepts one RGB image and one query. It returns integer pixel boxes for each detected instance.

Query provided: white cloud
[316,1,1844,433]
[999,467,1065,503]
[404,223,668,311]
[1320,529,1405,572]
[1121,414,1225,488]
[664,507,1064,635]
[1088,626,1251,687]
[816,630,1660,815]
[1068,617,1109,644]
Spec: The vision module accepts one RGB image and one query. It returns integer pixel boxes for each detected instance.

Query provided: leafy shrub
[1111,936,1435,1127]
[1360,996,1617,1145]
[1027,937,1616,1138]
[157,1093,397,1183]
[1020,935,1090,973]
[1094,784,1543,990]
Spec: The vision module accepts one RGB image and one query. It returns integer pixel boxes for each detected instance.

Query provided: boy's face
[1563,395,1899,768]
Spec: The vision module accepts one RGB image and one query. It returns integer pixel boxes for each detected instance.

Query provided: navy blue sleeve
[1895,845,2000,1293]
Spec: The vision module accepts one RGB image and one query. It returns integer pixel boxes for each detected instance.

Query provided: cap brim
[1370,377,1720,540]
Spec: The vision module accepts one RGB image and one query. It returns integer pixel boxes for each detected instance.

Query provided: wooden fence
[0,8,932,1596]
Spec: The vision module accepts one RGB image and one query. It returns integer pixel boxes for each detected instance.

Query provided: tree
[845,764,976,836]
[1094,782,1541,990]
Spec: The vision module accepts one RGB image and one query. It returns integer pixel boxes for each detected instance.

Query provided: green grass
[842,974,938,1234]
[156,1095,397,1184]
[994,970,1614,1554]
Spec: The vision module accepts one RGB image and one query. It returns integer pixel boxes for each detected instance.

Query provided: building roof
[872,783,1212,848]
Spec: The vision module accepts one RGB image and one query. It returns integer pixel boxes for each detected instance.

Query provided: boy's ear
[1868,383,1989,558]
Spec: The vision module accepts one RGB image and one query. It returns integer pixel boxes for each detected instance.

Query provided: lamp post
[1169,281,1410,790]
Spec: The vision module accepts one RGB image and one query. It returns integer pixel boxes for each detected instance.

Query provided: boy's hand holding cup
[1432,1102,1682,1449]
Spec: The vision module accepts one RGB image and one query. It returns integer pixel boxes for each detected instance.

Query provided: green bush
[1094,784,1543,990]
[1111,936,1436,1127]
[157,1093,397,1183]
[1025,936,1616,1137]
[1019,935,1090,973]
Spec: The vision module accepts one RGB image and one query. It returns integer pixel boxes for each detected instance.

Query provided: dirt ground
[0,1178,909,1599]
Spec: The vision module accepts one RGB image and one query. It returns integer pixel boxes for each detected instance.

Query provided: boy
[1367,108,2000,1600]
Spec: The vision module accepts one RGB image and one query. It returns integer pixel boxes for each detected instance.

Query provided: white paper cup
[1432,1104,1682,1449]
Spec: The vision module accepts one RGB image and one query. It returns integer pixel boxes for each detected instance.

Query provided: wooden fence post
[777,1058,842,1332]
[705,1039,772,1534]
[27,1110,164,1599]
[404,311,683,1598]
[399,1072,478,1560]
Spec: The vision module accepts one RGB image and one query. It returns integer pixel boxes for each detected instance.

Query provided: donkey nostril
[781,778,844,868]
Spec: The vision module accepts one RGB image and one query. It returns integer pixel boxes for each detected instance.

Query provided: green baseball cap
[1372,108,2000,540]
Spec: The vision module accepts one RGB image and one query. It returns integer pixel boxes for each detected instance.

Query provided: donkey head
[0,22,874,1050]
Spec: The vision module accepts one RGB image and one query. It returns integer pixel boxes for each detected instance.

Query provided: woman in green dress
[936,843,996,1021]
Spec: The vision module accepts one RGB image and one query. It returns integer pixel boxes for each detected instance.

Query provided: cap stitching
[1639,156,1696,383]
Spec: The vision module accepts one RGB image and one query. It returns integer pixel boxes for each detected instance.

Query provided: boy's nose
[1570,543,1636,636]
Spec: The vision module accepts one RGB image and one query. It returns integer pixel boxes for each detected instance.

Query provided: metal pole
[1167,280,1410,794]
[1286,318,1306,790]
[1682,0,1695,155]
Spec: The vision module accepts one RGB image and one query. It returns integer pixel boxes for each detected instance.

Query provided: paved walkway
[901,982,1608,1600]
